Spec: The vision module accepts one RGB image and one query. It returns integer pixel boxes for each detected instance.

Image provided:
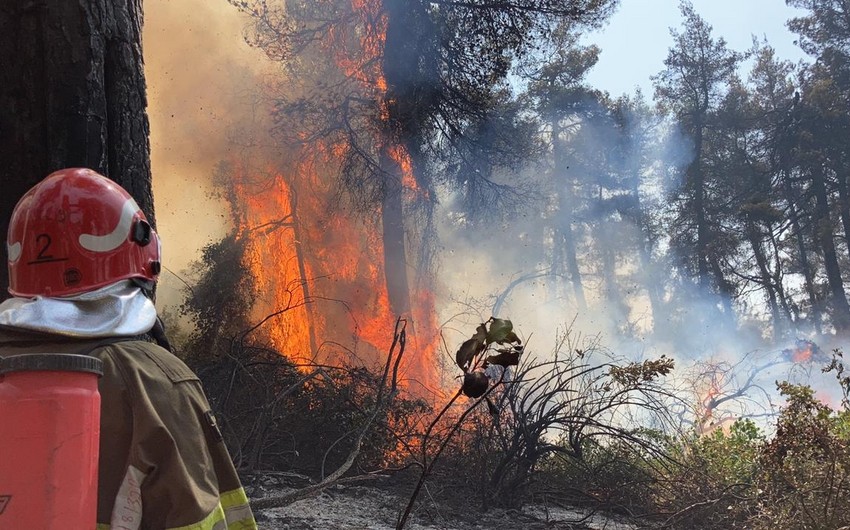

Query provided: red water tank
[0,353,103,529]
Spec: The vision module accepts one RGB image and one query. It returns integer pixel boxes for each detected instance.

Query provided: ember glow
[782,339,825,365]
[792,343,813,363]
[695,364,727,435]
[231,0,440,394]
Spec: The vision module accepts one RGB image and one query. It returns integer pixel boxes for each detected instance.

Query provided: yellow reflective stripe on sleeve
[165,502,227,530]
[220,487,257,529]
[98,488,254,530]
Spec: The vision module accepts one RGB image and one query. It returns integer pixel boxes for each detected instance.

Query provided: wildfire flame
[783,338,823,365]
[792,344,812,363]
[231,0,440,394]
[695,362,734,436]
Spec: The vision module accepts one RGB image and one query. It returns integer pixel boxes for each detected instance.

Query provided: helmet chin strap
[149,317,173,353]
[131,277,156,297]
[128,278,172,352]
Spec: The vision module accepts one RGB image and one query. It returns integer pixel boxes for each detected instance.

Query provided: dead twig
[252,318,408,510]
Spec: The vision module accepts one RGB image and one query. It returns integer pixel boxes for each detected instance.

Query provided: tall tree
[609,94,669,336]
[786,0,850,332]
[787,88,850,333]
[787,0,850,75]
[521,26,608,312]
[233,0,618,319]
[0,0,153,298]
[710,73,793,340]
[748,45,823,334]
[652,1,742,323]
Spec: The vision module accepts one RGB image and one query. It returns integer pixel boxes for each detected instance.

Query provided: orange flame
[696,364,727,435]
[791,343,813,364]
[231,0,440,395]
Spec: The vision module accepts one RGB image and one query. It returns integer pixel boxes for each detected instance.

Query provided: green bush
[654,419,762,529]
[751,383,850,530]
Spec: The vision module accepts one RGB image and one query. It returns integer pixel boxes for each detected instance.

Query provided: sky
[584,0,811,97]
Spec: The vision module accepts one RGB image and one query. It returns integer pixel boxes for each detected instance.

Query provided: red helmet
[6,168,161,298]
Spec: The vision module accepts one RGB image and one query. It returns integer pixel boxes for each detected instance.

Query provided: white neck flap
[0,280,157,338]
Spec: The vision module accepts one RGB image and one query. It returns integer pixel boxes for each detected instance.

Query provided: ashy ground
[251,484,637,530]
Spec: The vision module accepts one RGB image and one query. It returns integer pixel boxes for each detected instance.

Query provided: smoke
[140,1,845,423]
[432,94,845,428]
[144,0,269,309]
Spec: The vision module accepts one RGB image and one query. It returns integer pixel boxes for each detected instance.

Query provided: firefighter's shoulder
[93,339,201,389]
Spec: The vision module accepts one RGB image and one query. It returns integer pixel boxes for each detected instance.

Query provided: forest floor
[248,479,638,530]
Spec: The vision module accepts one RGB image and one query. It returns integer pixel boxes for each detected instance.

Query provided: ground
[249,482,637,530]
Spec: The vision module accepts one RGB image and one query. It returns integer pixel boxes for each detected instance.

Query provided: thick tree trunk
[287,184,319,356]
[596,222,628,331]
[629,187,665,334]
[379,148,412,318]
[378,0,439,320]
[691,125,710,290]
[0,0,152,298]
[835,169,850,263]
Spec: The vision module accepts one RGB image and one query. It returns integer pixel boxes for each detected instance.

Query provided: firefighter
[0,168,257,529]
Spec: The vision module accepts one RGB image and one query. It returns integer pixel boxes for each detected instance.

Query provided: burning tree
[220,0,619,388]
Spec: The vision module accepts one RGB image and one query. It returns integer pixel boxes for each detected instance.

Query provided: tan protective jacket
[0,327,257,530]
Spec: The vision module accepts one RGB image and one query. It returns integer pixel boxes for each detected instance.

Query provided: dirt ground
[250,483,637,530]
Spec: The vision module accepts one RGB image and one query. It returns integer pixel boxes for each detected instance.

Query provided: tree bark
[745,221,784,340]
[811,165,850,333]
[690,122,710,290]
[0,0,152,298]
[379,0,439,319]
[835,169,850,263]
[379,148,412,318]
[780,166,823,333]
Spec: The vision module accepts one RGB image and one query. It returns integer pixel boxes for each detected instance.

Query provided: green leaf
[456,337,485,370]
[503,331,521,345]
[486,318,513,344]
[484,347,521,368]
[472,323,487,343]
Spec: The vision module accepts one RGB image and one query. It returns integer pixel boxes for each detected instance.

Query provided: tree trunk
[629,187,665,335]
[780,167,823,333]
[0,0,152,298]
[691,125,710,290]
[379,147,412,318]
[288,184,319,356]
[596,221,629,332]
[552,119,586,310]
[745,221,784,341]
[766,226,797,336]
[811,165,850,333]
[378,0,439,319]
[835,168,850,263]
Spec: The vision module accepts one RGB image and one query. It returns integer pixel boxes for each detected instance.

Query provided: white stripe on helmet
[79,197,141,252]
[7,242,21,262]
